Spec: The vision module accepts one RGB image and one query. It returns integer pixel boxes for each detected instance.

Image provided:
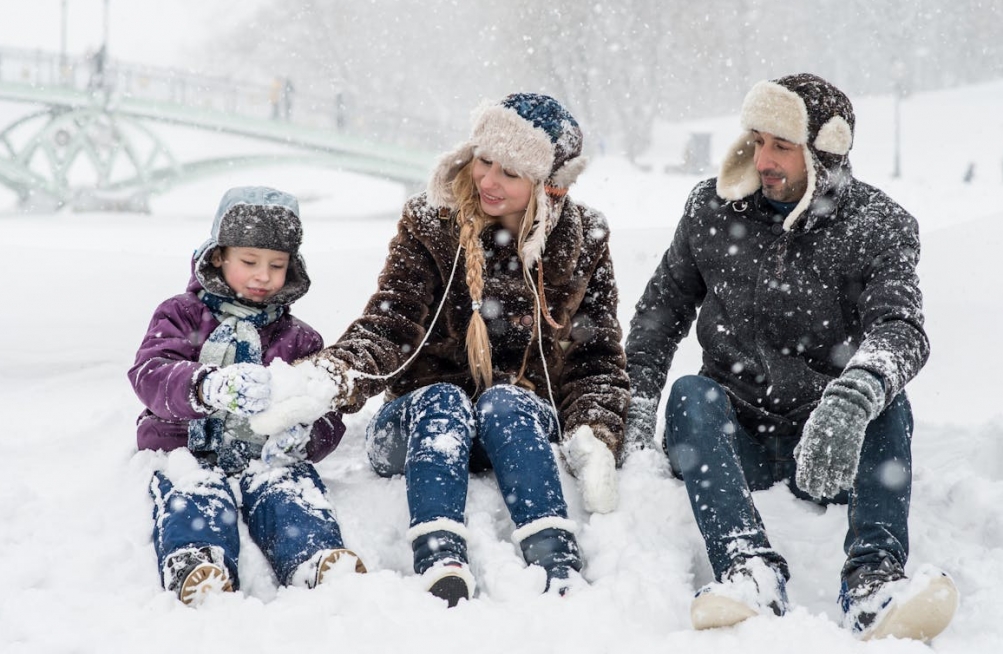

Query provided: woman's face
[471,156,534,232]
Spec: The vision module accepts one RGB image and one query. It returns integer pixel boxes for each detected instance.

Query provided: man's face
[752,130,809,203]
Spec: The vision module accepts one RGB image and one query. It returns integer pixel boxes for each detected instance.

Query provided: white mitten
[561,425,619,514]
[248,358,352,436]
[200,363,271,416]
[261,423,311,467]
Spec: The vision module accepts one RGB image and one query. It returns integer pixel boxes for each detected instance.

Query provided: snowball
[248,359,338,436]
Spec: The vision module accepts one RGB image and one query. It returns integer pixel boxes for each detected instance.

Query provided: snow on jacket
[313,191,631,456]
[625,177,929,430]
[128,268,344,460]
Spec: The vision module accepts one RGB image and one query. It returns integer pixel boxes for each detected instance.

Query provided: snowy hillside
[1,80,1001,653]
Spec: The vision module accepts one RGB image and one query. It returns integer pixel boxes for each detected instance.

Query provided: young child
[128,186,365,606]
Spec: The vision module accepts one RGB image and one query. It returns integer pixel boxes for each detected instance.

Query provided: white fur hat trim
[741,80,809,145]
[814,115,853,155]
[471,104,554,182]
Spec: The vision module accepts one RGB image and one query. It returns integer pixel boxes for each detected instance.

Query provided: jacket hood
[192,186,310,306]
[717,73,856,231]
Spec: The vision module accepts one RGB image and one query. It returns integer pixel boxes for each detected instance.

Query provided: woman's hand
[248,358,353,435]
[561,425,619,514]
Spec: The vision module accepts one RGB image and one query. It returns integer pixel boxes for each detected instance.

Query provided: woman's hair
[452,162,537,389]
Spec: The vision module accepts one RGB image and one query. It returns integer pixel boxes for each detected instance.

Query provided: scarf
[188,291,284,474]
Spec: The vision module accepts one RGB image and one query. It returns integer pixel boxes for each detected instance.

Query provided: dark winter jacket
[626,177,929,431]
[128,268,344,460]
[314,192,631,456]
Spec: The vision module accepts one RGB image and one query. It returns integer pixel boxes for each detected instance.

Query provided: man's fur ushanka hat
[717,73,856,231]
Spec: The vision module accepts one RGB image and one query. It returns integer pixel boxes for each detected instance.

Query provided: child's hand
[247,358,349,435]
[200,363,271,416]
[261,423,311,467]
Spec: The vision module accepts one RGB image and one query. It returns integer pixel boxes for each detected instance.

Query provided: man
[624,73,958,642]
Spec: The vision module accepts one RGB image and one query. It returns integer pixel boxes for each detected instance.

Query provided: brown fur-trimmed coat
[316,192,630,457]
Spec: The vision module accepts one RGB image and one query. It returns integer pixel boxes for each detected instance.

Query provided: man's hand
[624,396,659,454]
[561,425,619,514]
[795,369,885,499]
[200,363,271,416]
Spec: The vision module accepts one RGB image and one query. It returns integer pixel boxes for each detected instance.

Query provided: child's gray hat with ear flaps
[193,185,311,306]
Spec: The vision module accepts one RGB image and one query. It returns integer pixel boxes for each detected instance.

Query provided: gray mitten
[795,369,886,499]
[624,396,659,454]
[200,363,271,416]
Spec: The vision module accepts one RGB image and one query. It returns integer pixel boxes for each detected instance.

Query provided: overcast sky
[1,0,264,67]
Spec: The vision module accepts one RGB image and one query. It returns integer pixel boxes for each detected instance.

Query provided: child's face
[211,246,290,303]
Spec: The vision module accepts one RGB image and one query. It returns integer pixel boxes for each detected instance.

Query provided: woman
[265,93,629,605]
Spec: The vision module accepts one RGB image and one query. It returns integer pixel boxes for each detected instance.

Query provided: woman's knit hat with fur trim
[193,185,311,306]
[427,92,588,269]
[716,73,856,231]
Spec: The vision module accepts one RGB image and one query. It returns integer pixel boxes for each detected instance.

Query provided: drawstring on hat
[351,240,464,384]
[351,232,563,433]
[535,261,563,330]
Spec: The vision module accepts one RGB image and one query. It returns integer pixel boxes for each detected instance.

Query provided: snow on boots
[513,518,586,596]
[408,519,476,607]
[690,556,789,630]
[163,545,233,606]
[840,559,958,642]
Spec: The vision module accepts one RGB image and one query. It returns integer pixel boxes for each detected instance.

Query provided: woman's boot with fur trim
[407,519,476,607]
[514,517,586,596]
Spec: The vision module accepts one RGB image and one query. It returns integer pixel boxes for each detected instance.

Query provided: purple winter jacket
[128,272,345,462]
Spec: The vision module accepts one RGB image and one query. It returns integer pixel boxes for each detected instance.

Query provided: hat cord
[351,240,463,383]
[352,233,561,440]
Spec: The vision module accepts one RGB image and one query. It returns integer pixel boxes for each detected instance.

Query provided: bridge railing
[0,46,454,152]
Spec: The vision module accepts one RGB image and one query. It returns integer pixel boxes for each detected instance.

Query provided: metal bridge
[0,47,447,211]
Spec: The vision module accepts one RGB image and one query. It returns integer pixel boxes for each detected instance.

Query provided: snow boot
[513,517,586,596]
[291,548,368,588]
[691,556,789,630]
[408,519,475,607]
[840,559,958,642]
[163,545,234,606]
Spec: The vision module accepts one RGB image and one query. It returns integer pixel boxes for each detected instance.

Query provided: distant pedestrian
[269,77,282,120]
[282,77,294,120]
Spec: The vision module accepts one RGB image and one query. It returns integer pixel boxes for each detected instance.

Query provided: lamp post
[891,59,907,179]
[59,0,68,84]
[103,0,110,55]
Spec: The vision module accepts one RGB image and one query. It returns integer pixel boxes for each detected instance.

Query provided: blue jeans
[366,383,568,529]
[664,375,912,582]
[150,459,346,587]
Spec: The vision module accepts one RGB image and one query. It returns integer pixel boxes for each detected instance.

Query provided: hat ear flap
[549,155,589,190]
[521,182,550,270]
[427,143,476,208]
[814,115,853,155]
[716,132,760,201]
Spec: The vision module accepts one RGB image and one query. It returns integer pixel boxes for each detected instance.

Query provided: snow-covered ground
[1,80,1001,653]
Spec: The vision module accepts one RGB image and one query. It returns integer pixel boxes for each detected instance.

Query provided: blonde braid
[453,165,493,389]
